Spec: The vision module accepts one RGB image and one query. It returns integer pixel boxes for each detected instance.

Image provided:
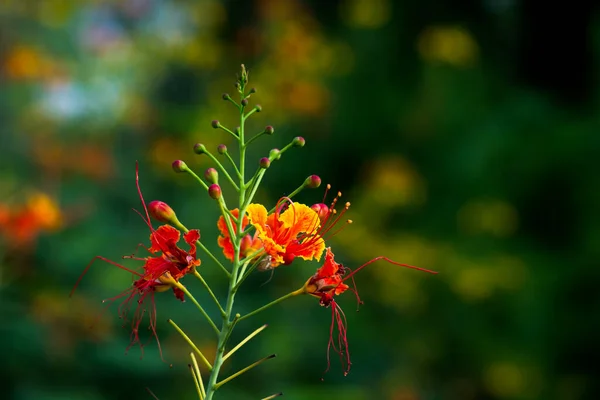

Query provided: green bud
[211,120,220,129]
[172,160,187,173]
[254,104,262,112]
[222,93,231,101]
[193,143,207,155]
[249,87,256,94]
[269,148,281,160]
[292,136,305,147]
[217,144,227,155]
[265,125,274,135]
[241,98,249,107]
[204,168,218,184]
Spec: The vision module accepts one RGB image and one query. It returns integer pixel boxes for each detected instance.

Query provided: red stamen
[70,256,143,297]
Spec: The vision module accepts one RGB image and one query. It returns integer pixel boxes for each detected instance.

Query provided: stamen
[71,256,143,298]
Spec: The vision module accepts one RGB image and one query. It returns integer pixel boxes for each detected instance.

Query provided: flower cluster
[77,65,436,399]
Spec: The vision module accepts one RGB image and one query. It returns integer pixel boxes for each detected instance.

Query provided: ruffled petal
[149,225,181,253]
[246,204,268,229]
[279,203,320,236]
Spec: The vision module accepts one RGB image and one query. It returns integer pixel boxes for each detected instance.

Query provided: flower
[0,191,63,248]
[245,199,326,269]
[72,163,200,358]
[303,247,437,374]
[217,208,262,261]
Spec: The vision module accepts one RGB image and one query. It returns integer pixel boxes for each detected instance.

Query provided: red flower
[72,163,200,358]
[304,247,437,375]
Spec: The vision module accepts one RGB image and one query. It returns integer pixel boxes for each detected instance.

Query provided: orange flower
[0,192,62,248]
[217,209,262,261]
[245,199,325,268]
[303,247,437,375]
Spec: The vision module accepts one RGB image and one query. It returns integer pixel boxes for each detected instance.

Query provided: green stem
[190,353,207,399]
[214,354,276,389]
[238,288,304,323]
[224,151,241,179]
[218,125,239,140]
[223,324,268,361]
[183,166,209,190]
[168,319,212,370]
[203,149,240,191]
[193,270,226,317]
[172,281,220,335]
[203,79,249,400]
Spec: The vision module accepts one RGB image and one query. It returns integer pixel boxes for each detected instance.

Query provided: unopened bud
[222,93,231,101]
[172,160,187,173]
[292,136,305,147]
[265,125,274,135]
[148,201,179,224]
[217,144,228,155]
[304,175,321,189]
[211,120,220,129]
[249,87,256,94]
[241,98,249,107]
[310,203,329,221]
[204,168,218,184]
[259,157,271,169]
[234,127,241,135]
[193,143,207,155]
[240,234,253,257]
[208,184,222,200]
[269,148,280,160]
[254,104,262,112]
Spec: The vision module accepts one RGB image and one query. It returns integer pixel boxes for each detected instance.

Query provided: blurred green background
[1,0,599,399]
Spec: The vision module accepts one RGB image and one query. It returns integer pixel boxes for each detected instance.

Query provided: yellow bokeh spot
[418,26,479,67]
[484,362,542,398]
[364,157,427,208]
[27,192,62,230]
[341,0,391,29]
[453,267,494,301]
[458,198,518,237]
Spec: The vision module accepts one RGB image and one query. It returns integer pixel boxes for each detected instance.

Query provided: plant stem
[193,270,226,317]
[237,288,304,323]
[203,81,248,400]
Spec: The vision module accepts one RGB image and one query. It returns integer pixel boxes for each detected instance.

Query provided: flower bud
[208,184,222,200]
[240,234,253,257]
[204,168,218,184]
[304,175,321,189]
[193,143,207,155]
[148,201,179,224]
[265,125,274,135]
[254,104,262,112]
[249,87,257,94]
[172,160,187,173]
[259,157,271,169]
[310,203,329,222]
[234,126,241,135]
[217,144,228,155]
[241,98,249,107]
[222,93,231,101]
[292,136,305,147]
[211,120,220,129]
[269,148,281,160]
